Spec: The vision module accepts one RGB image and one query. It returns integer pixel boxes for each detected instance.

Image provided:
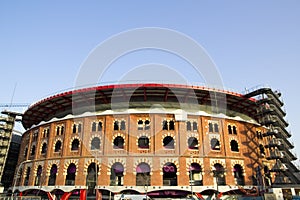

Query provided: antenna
[9,83,17,108]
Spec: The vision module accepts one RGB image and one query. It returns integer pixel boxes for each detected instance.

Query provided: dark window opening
[65,163,76,186]
[56,127,60,136]
[98,122,102,131]
[145,120,150,130]
[186,121,191,131]
[189,163,203,186]
[35,165,42,186]
[233,126,237,134]
[138,136,149,149]
[41,143,47,154]
[114,121,119,131]
[31,145,36,156]
[92,122,97,132]
[78,124,82,133]
[136,163,151,186]
[91,137,100,150]
[60,126,64,135]
[113,136,124,149]
[138,120,143,130]
[214,123,219,133]
[24,167,31,186]
[48,164,57,186]
[188,137,198,150]
[233,164,245,185]
[110,162,124,186]
[230,140,239,152]
[54,141,62,152]
[193,122,198,131]
[72,124,76,134]
[163,136,175,149]
[213,163,226,185]
[120,121,126,130]
[208,123,213,132]
[210,138,220,150]
[169,120,175,130]
[228,125,232,134]
[162,120,168,130]
[163,163,177,186]
[71,139,80,151]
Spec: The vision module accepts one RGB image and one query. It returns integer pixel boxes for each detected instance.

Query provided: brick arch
[69,135,81,149]
[39,139,48,153]
[136,134,151,147]
[161,132,176,141]
[229,138,239,148]
[46,160,60,176]
[210,159,226,171]
[89,134,101,149]
[83,159,101,175]
[185,158,204,175]
[63,159,79,175]
[133,158,153,175]
[33,162,44,175]
[53,138,63,149]
[107,158,126,175]
[231,160,245,176]
[160,158,179,175]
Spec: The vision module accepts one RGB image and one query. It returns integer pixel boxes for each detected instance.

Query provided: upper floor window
[138,136,149,149]
[43,128,50,138]
[162,120,175,131]
[92,121,103,132]
[230,140,239,152]
[72,123,82,134]
[187,121,198,131]
[228,125,237,135]
[208,122,219,133]
[210,138,220,150]
[114,120,126,131]
[163,136,175,149]
[137,119,150,131]
[113,136,124,149]
[71,139,80,151]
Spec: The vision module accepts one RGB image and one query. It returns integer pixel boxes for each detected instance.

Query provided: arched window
[31,145,36,156]
[41,142,47,154]
[86,163,99,190]
[188,137,198,150]
[213,163,226,186]
[110,162,124,186]
[61,126,64,135]
[136,162,151,186]
[48,164,57,186]
[65,163,76,185]
[228,125,232,134]
[169,120,175,130]
[233,126,237,134]
[138,120,143,130]
[24,167,31,186]
[54,141,62,152]
[92,122,97,132]
[230,140,239,152]
[138,136,149,149]
[78,124,82,133]
[162,120,168,130]
[163,162,177,186]
[163,136,175,149]
[214,123,219,133]
[71,139,80,151]
[91,137,100,150]
[56,126,60,135]
[208,122,213,132]
[35,165,42,186]
[189,163,203,186]
[233,164,244,185]
[186,121,191,131]
[113,136,124,149]
[145,120,150,130]
[98,121,102,131]
[72,124,77,133]
[120,120,126,130]
[192,122,198,131]
[113,121,119,131]
[210,138,220,150]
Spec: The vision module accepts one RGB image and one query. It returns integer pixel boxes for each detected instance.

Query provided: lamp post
[11,160,32,200]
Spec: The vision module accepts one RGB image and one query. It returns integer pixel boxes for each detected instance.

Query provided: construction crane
[0,103,30,108]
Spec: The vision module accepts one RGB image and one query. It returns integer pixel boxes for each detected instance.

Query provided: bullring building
[12,83,300,199]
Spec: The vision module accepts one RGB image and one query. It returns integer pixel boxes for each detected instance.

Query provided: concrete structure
[12,83,300,199]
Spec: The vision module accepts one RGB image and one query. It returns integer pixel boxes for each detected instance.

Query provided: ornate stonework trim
[89,134,102,150]
[185,158,204,175]
[159,157,179,175]
[33,161,44,175]
[46,160,60,176]
[83,158,101,175]
[107,158,126,175]
[63,159,79,175]
[161,133,176,146]
[210,159,226,171]
[231,160,245,176]
[112,133,126,146]
[133,157,153,175]
[69,136,81,149]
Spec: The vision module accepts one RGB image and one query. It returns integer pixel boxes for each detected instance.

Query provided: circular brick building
[12,83,299,199]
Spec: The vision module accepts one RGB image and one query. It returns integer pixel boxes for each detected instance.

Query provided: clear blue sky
[1,1,300,160]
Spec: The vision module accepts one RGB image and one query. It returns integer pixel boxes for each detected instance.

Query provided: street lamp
[11,159,32,199]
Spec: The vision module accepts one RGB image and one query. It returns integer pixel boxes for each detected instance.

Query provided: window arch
[163,162,177,186]
[233,164,245,185]
[31,145,36,156]
[163,136,175,149]
[113,121,119,130]
[41,142,47,154]
[145,120,150,130]
[61,126,64,134]
[65,163,76,185]
[162,120,168,130]
[186,121,192,131]
[24,167,31,186]
[169,120,175,130]
[230,140,239,152]
[120,120,126,130]
[213,163,226,185]
[48,164,57,186]
[136,162,151,186]
[228,125,232,134]
[110,162,124,186]
[71,139,80,151]
[34,165,42,186]
[56,126,60,135]
[72,124,77,133]
[54,140,62,152]
[189,163,203,186]
[188,137,198,150]
[210,138,220,150]
[113,136,124,149]
[97,121,103,131]
[86,163,99,190]
[233,126,237,134]
[138,120,143,130]
[91,137,100,150]
[208,122,214,132]
[92,122,97,132]
[138,136,149,149]
[192,122,198,131]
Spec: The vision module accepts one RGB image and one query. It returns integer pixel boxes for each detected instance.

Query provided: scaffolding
[245,87,300,185]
